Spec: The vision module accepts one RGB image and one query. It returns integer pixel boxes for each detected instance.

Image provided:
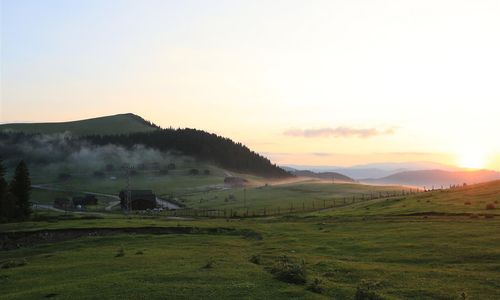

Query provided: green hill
[0,113,158,135]
[0,113,291,178]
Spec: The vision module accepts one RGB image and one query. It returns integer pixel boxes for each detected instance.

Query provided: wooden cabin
[119,190,156,210]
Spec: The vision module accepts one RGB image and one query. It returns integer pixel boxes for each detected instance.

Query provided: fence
[157,188,423,219]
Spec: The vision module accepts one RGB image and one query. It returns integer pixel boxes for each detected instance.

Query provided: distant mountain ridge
[285,162,461,179]
[362,169,500,187]
[285,168,354,182]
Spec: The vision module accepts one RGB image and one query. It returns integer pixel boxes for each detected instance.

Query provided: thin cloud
[284,127,396,138]
[312,152,334,157]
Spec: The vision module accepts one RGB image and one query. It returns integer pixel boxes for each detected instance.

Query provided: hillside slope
[85,129,291,178]
[0,113,291,178]
[0,113,158,135]
[319,180,500,217]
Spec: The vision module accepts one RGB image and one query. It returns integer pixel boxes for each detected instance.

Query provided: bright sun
[457,148,487,169]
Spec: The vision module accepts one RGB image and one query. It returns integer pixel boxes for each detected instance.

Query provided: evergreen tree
[9,160,31,219]
[2,193,18,221]
[0,159,8,220]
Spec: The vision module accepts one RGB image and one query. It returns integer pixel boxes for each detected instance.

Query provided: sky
[1,0,499,170]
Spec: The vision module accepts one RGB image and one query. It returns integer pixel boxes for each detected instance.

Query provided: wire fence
[155,188,424,219]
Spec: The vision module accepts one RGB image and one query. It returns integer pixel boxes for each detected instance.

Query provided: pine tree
[0,159,8,220]
[9,160,32,219]
[2,193,18,221]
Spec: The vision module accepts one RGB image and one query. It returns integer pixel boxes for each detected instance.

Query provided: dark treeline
[0,159,32,222]
[85,129,292,178]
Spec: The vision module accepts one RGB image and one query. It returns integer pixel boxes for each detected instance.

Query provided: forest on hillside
[0,129,291,178]
[85,129,291,178]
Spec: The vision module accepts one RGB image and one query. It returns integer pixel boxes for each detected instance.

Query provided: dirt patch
[396,212,472,217]
[0,226,262,251]
[395,211,498,218]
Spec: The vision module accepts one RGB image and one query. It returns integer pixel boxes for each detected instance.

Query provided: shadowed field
[1,181,499,299]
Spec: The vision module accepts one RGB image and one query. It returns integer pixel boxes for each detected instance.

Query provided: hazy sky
[1,0,499,170]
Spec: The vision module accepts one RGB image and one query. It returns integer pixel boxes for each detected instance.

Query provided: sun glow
[457,148,487,169]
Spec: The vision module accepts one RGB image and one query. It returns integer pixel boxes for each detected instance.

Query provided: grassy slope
[1,182,499,299]
[0,113,157,135]
[314,180,500,217]
[182,181,408,211]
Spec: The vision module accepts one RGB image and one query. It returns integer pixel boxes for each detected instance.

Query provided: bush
[0,258,27,269]
[355,280,383,300]
[204,169,211,175]
[270,256,307,284]
[115,246,125,257]
[307,278,325,294]
[485,203,496,210]
[57,173,71,181]
[93,171,105,178]
[189,169,199,175]
[249,255,261,265]
[464,201,471,205]
[203,259,214,269]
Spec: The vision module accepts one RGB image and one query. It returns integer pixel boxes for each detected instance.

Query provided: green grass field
[181,181,410,212]
[1,181,499,299]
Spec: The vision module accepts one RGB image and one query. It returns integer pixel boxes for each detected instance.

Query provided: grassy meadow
[1,181,499,299]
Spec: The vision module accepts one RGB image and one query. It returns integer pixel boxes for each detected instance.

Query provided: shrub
[135,250,144,255]
[189,169,199,175]
[464,201,471,205]
[0,258,27,269]
[115,246,125,257]
[93,171,105,178]
[203,259,214,269]
[270,256,307,284]
[485,203,496,210]
[249,254,261,265]
[307,278,325,294]
[57,173,71,181]
[355,280,383,300]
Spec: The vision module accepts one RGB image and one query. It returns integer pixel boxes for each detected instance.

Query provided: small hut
[54,198,73,210]
[72,194,98,206]
[119,190,156,210]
